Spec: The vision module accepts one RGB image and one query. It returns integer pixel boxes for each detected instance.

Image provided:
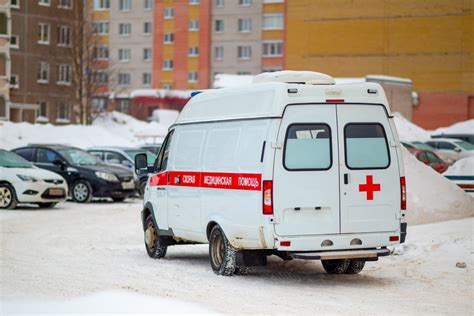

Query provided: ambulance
[135,71,407,276]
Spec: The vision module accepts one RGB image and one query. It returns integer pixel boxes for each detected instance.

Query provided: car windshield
[0,150,34,168]
[59,148,102,165]
[455,141,474,151]
[125,150,156,165]
[412,141,435,150]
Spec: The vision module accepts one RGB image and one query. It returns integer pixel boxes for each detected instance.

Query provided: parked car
[425,138,474,164]
[401,142,415,150]
[432,133,474,145]
[410,141,435,151]
[87,146,156,195]
[12,145,136,203]
[0,149,68,209]
[140,144,162,155]
[408,148,449,173]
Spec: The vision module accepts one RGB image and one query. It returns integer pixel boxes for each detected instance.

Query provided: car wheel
[0,183,17,210]
[72,180,92,203]
[209,225,237,276]
[139,180,147,197]
[144,215,168,259]
[321,259,350,274]
[112,197,126,202]
[37,202,57,209]
[345,260,365,274]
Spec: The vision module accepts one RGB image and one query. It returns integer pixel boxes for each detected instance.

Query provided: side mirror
[135,153,149,175]
[53,159,66,170]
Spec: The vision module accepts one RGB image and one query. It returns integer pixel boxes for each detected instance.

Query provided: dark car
[408,148,449,174]
[432,133,474,145]
[12,145,136,203]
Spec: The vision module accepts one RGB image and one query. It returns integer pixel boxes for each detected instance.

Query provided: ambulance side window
[284,123,332,171]
[155,131,174,173]
[344,123,390,169]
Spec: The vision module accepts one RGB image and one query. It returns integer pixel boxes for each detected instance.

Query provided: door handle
[344,173,349,185]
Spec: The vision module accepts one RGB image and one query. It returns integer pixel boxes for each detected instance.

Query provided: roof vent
[252,70,335,85]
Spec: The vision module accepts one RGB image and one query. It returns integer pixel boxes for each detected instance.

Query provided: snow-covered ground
[1,201,472,314]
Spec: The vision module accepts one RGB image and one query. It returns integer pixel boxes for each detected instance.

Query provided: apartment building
[8,0,80,124]
[152,0,211,90]
[0,0,10,121]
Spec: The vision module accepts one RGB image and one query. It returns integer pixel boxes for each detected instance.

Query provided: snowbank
[151,109,179,126]
[402,148,473,224]
[393,112,431,142]
[432,119,474,135]
[445,156,474,176]
[213,74,253,88]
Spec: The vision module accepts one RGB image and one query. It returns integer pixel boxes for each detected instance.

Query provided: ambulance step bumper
[291,248,390,261]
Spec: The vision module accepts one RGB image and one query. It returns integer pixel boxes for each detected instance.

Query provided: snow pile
[402,148,473,224]
[445,156,474,176]
[393,112,431,142]
[151,109,179,126]
[213,74,253,88]
[130,88,192,99]
[432,119,474,135]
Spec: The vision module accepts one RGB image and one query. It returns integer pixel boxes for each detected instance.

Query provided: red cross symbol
[358,175,381,200]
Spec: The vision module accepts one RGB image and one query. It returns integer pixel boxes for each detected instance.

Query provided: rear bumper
[291,248,390,261]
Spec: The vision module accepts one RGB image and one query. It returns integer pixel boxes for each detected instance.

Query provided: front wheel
[0,184,17,210]
[72,180,92,203]
[144,215,167,259]
[209,225,237,276]
[321,259,350,274]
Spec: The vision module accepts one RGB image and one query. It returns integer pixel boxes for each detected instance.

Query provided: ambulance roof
[175,73,392,125]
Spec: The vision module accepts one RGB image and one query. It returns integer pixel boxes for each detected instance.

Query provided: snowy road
[1,200,473,314]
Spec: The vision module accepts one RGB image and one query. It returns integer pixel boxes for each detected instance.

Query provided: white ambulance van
[135,71,407,276]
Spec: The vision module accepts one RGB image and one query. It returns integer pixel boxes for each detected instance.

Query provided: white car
[0,149,68,209]
[425,138,474,164]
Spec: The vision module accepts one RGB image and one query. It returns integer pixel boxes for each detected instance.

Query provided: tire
[321,259,350,274]
[112,197,126,202]
[345,260,365,274]
[37,202,57,209]
[0,183,17,210]
[139,180,147,197]
[72,180,92,203]
[144,215,168,259]
[209,225,237,276]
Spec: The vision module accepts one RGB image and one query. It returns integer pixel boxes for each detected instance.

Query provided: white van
[135,71,407,276]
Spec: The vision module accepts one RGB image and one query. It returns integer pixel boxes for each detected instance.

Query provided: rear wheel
[144,215,167,259]
[37,202,57,209]
[321,259,350,274]
[345,259,365,274]
[0,184,17,210]
[209,225,237,276]
[72,180,92,203]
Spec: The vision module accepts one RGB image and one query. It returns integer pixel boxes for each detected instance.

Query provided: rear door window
[426,151,442,163]
[344,123,389,169]
[284,124,332,170]
[14,148,35,161]
[438,142,456,150]
[37,148,60,164]
[418,152,428,163]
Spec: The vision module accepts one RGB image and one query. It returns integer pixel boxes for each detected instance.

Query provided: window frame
[343,122,391,170]
[283,122,333,172]
[154,130,175,173]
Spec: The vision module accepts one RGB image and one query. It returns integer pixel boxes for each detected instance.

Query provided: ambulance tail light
[400,176,406,210]
[262,180,273,215]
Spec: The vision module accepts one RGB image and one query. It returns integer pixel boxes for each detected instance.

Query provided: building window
[119,23,131,36]
[144,22,152,35]
[263,41,283,57]
[143,48,152,61]
[92,98,107,111]
[57,103,70,120]
[10,75,19,89]
[263,13,283,30]
[0,14,6,35]
[10,35,19,48]
[164,7,174,19]
[237,71,251,75]
[118,48,131,62]
[143,73,151,85]
[163,33,174,43]
[163,59,173,70]
[188,72,198,83]
[214,19,224,32]
[38,23,50,44]
[119,0,131,11]
[239,0,251,5]
[11,0,20,9]
[237,46,251,60]
[37,62,49,83]
[188,47,199,57]
[118,73,131,86]
[57,64,71,84]
[189,0,200,4]
[94,0,110,10]
[95,45,109,60]
[38,0,50,6]
[94,71,108,84]
[93,21,109,35]
[38,101,48,118]
[57,26,71,46]
[238,18,252,32]
[58,0,73,9]
[215,0,224,7]
[162,83,172,90]
[144,0,153,10]
[189,20,199,31]
[214,46,223,60]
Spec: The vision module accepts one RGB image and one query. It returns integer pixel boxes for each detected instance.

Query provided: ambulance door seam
[335,104,342,234]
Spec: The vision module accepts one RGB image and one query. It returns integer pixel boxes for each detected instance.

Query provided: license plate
[49,188,64,196]
[122,181,135,190]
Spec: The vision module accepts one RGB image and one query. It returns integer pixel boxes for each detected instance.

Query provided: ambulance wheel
[321,259,350,274]
[144,215,167,259]
[345,260,365,274]
[209,225,237,276]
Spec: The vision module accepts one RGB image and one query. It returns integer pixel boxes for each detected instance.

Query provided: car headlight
[17,174,38,182]
[95,172,119,182]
